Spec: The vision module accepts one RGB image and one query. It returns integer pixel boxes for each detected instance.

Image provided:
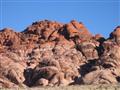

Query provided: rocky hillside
[0,20,120,88]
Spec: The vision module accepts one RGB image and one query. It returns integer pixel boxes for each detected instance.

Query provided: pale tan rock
[83,70,117,84]
[35,78,48,86]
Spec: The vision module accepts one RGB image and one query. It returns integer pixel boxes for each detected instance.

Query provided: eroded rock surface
[0,20,120,88]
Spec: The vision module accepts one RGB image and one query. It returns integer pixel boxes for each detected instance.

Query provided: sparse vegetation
[1,85,120,90]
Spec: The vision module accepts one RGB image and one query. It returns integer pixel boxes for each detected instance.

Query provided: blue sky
[0,0,120,38]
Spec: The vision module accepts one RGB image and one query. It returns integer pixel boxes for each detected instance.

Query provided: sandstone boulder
[82,70,118,84]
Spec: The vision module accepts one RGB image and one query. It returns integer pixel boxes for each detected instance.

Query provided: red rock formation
[0,20,120,88]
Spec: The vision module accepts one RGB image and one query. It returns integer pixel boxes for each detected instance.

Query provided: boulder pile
[0,20,120,88]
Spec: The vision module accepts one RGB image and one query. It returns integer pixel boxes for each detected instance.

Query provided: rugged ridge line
[0,20,120,88]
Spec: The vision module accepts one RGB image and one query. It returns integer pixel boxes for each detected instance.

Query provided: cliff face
[0,20,120,88]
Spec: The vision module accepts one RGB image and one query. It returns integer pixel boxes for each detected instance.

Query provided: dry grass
[1,84,120,90]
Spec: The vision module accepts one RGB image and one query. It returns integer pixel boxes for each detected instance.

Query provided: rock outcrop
[0,20,120,88]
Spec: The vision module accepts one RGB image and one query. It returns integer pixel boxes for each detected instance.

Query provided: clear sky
[0,0,120,38]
